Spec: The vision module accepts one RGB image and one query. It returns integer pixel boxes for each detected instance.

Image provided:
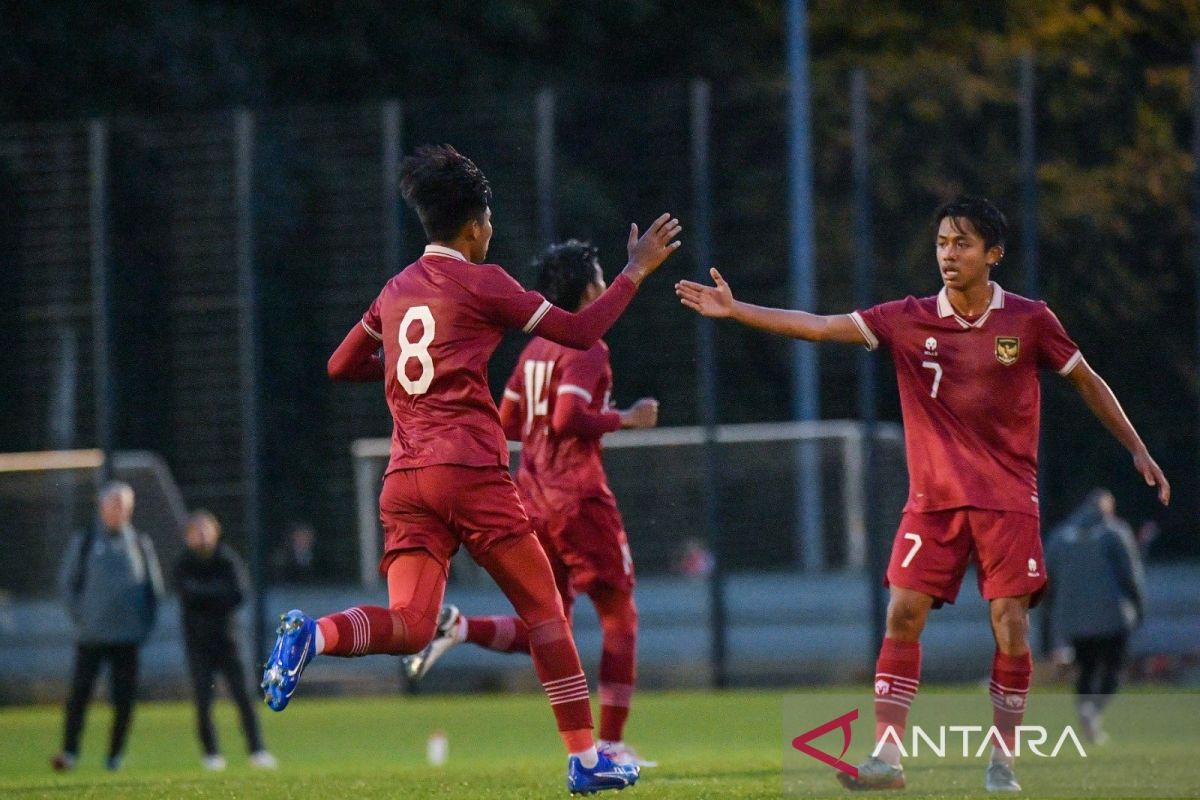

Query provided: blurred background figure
[53,481,164,772]
[675,538,714,580]
[272,521,318,584]
[1046,488,1146,744]
[175,510,276,771]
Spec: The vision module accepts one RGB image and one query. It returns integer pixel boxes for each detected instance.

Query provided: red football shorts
[884,508,1046,607]
[533,496,635,598]
[378,465,534,575]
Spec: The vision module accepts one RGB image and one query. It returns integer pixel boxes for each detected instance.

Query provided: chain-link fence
[0,56,1195,601]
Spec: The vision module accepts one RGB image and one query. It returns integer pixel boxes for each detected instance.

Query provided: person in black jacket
[176,510,275,770]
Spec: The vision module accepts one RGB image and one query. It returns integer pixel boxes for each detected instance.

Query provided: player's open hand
[675,268,735,319]
[620,398,659,429]
[621,214,683,285]
[1133,448,1170,505]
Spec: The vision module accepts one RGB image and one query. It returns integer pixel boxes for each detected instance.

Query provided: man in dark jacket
[53,481,164,772]
[1046,488,1146,744]
[176,510,275,770]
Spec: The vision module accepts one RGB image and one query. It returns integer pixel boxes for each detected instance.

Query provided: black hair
[533,239,601,312]
[399,144,492,242]
[934,196,1008,254]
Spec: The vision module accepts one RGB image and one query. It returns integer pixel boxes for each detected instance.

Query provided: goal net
[0,449,188,598]
[350,420,907,588]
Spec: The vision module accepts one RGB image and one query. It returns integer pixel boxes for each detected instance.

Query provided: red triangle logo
[791,708,859,778]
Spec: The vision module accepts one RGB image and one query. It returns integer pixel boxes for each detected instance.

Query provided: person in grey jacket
[51,481,164,772]
[1045,488,1146,744]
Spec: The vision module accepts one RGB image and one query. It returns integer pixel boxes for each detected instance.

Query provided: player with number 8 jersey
[676,196,1169,794]
[400,240,659,768]
[262,145,682,795]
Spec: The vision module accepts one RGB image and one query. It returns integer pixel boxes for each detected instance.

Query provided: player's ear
[986,245,1004,268]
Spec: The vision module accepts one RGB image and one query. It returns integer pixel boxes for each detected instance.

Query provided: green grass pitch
[0,688,1194,798]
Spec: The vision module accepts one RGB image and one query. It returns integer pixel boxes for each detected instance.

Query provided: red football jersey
[850,283,1081,516]
[362,245,554,475]
[503,338,621,516]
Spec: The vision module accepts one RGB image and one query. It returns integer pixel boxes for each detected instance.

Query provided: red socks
[528,618,593,735]
[594,588,637,743]
[473,535,595,748]
[316,551,446,657]
[874,637,921,745]
[462,588,638,743]
[991,650,1032,752]
[465,615,530,653]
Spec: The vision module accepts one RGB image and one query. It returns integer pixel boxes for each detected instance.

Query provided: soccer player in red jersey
[675,197,1169,793]
[401,240,659,768]
[261,145,681,793]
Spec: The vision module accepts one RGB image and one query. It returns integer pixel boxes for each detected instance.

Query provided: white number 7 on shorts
[900,532,923,568]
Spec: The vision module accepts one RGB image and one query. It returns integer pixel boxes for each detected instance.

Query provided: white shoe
[249,750,278,769]
[202,754,227,771]
[402,605,461,681]
[598,740,658,768]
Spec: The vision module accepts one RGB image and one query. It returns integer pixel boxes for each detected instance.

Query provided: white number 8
[397,305,436,395]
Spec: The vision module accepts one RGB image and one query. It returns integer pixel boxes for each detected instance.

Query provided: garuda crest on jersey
[995,336,1020,366]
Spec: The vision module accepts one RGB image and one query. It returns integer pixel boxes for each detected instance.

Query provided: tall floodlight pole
[1193,44,1200,527]
[851,69,885,662]
[235,110,267,661]
[691,79,728,688]
[787,0,824,571]
[535,89,557,246]
[382,100,403,280]
[1019,50,1039,299]
[89,119,114,483]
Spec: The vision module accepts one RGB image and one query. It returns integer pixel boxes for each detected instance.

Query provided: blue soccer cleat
[261,609,316,712]
[567,751,639,795]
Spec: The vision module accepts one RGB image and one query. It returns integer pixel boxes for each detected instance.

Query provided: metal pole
[235,110,267,662]
[787,0,825,572]
[535,88,557,246]
[1020,51,1053,655]
[88,119,114,483]
[382,100,403,279]
[851,69,886,661]
[690,79,728,688]
[1019,50,1039,298]
[1193,43,1200,542]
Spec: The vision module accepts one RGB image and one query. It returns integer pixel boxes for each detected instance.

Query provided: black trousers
[1073,633,1128,708]
[62,642,139,759]
[186,637,265,756]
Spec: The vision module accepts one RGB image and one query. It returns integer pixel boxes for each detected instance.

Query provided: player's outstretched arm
[1066,358,1170,505]
[675,268,866,345]
[619,213,684,286]
[534,214,683,350]
[327,323,385,382]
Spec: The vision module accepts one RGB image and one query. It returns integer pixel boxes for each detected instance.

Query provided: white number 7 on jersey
[921,361,943,399]
[900,532,922,568]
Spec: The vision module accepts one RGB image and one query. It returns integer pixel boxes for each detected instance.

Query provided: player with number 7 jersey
[262,145,681,795]
[676,196,1169,794]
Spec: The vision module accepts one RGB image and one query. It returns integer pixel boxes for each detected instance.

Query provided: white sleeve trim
[361,318,382,341]
[522,300,553,333]
[1057,350,1083,376]
[557,384,593,402]
[848,311,879,351]
[503,388,521,402]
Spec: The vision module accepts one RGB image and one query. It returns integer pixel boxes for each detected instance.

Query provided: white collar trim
[424,244,468,262]
[937,281,1005,328]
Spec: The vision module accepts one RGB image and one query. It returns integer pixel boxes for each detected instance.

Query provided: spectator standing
[175,510,276,770]
[52,481,164,771]
[1046,488,1146,744]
